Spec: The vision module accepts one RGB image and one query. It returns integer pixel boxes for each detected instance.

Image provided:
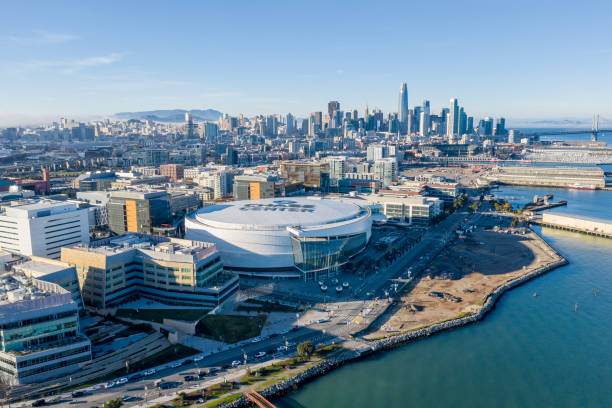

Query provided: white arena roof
[191,197,365,230]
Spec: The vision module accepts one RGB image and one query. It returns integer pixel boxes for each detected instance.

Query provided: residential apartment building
[159,164,184,180]
[373,158,398,187]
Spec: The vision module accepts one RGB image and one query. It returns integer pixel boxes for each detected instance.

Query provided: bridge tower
[592,114,600,142]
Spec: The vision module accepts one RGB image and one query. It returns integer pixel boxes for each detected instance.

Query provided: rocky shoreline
[217,235,568,408]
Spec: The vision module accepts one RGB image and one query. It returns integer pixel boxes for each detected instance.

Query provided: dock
[529,213,612,239]
[523,200,567,212]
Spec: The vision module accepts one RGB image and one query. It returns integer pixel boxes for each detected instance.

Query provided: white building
[185,197,372,281]
[0,200,90,259]
[344,193,443,225]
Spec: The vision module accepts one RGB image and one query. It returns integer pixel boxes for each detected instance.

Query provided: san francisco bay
[277,185,612,408]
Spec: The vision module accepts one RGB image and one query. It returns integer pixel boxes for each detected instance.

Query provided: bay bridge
[525,115,611,141]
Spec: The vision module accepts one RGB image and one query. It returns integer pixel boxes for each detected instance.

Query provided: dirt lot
[364,228,559,339]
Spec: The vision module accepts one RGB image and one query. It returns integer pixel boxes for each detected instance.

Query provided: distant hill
[114,109,222,123]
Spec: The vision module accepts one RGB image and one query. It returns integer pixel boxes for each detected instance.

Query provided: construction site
[364,213,563,339]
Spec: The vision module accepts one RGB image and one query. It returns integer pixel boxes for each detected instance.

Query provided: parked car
[170,362,182,368]
[104,381,115,389]
[32,399,45,407]
[71,391,84,398]
[184,375,195,382]
[144,369,155,376]
[117,377,128,385]
[255,351,266,358]
[231,360,241,367]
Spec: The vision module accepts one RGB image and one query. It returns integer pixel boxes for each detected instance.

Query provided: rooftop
[190,197,366,228]
[69,233,217,262]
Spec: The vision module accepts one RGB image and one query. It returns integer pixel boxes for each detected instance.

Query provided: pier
[245,390,277,408]
[529,213,612,239]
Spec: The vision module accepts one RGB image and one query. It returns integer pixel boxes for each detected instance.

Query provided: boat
[569,183,596,190]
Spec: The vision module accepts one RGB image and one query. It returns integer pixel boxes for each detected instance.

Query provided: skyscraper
[446,98,459,141]
[185,112,195,138]
[398,83,409,135]
[286,113,295,136]
[328,101,340,118]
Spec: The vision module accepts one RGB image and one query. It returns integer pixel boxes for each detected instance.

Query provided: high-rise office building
[459,107,467,135]
[446,98,459,141]
[185,113,195,138]
[398,83,409,135]
[286,113,295,136]
[366,144,390,161]
[202,122,218,143]
[495,118,507,136]
[328,101,340,118]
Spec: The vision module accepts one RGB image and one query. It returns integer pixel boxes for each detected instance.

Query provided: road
[14,329,334,408]
[15,208,475,408]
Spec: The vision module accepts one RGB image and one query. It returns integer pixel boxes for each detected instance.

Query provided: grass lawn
[203,393,242,407]
[237,299,299,313]
[116,308,209,323]
[195,314,266,344]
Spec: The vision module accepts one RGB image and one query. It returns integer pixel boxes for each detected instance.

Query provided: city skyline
[1,1,612,125]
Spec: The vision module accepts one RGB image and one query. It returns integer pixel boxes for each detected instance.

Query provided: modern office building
[61,234,238,309]
[354,193,443,225]
[108,191,171,235]
[185,197,372,281]
[185,113,195,139]
[145,149,169,167]
[13,257,84,312]
[0,273,91,385]
[446,98,459,141]
[0,200,90,259]
[233,174,279,201]
[201,122,218,143]
[398,83,409,135]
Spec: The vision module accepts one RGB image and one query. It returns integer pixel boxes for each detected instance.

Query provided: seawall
[214,233,569,408]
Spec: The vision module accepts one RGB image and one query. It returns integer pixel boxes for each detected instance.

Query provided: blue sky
[1,0,611,125]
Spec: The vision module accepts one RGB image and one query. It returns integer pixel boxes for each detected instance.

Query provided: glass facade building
[291,232,368,281]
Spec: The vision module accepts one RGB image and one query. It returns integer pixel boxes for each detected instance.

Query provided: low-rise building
[345,192,442,225]
[61,234,238,309]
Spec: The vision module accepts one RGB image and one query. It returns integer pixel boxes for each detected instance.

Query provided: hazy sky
[1,0,611,125]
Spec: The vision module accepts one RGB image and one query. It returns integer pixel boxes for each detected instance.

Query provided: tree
[297,341,315,359]
[103,398,123,408]
[511,216,519,227]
